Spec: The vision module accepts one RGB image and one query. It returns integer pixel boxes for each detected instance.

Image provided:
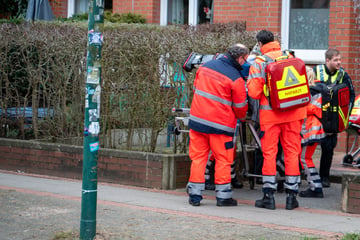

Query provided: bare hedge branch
[0,22,256,153]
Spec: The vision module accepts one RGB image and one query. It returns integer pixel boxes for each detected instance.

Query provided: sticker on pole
[87,67,100,84]
[88,31,103,45]
[89,141,99,152]
[89,122,100,135]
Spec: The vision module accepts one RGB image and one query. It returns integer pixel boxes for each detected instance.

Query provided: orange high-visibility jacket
[247,41,306,125]
[189,54,248,136]
[301,91,326,146]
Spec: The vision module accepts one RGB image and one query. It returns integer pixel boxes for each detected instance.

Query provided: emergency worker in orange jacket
[299,67,326,198]
[187,44,249,207]
[247,30,306,210]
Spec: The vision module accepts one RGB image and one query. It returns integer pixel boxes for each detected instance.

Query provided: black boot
[216,198,238,207]
[255,190,275,210]
[286,190,299,210]
[299,188,324,198]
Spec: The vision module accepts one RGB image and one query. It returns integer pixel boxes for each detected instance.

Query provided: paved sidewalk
[0,170,359,240]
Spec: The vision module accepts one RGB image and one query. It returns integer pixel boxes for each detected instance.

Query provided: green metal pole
[80,0,104,239]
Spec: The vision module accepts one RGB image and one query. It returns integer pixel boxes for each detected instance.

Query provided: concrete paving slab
[0,170,359,240]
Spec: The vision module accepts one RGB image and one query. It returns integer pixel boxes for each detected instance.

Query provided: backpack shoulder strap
[316,65,326,82]
[260,55,273,63]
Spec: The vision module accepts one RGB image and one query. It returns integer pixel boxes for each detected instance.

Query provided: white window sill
[292,49,326,65]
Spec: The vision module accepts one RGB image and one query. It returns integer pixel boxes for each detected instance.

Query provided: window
[281,0,330,64]
[68,0,88,17]
[167,0,189,24]
[160,0,213,26]
[67,0,112,17]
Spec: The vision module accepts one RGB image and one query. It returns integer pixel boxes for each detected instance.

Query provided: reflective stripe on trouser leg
[187,182,205,196]
[215,183,232,199]
[262,175,277,191]
[284,176,300,192]
[260,123,280,191]
[280,121,301,192]
[300,143,321,190]
[306,167,322,190]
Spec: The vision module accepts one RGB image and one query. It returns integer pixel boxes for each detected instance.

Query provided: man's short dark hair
[325,48,340,60]
[227,44,249,60]
[256,30,274,45]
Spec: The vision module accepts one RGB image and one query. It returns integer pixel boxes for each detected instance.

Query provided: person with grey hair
[186,43,249,207]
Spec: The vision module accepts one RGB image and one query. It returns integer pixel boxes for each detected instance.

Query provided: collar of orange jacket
[260,41,281,55]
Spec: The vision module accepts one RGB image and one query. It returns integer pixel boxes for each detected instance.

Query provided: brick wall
[50,0,68,18]
[213,0,281,33]
[342,173,360,214]
[329,1,360,152]
[0,138,190,190]
[112,0,160,24]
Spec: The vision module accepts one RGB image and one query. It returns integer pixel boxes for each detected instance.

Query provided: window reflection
[289,0,330,49]
[167,0,189,25]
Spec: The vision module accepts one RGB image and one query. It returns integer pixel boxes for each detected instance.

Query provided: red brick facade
[112,0,161,23]
[213,0,282,33]
[50,0,68,18]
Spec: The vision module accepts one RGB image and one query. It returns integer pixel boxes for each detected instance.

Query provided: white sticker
[89,109,98,122]
[87,67,100,84]
[89,122,100,135]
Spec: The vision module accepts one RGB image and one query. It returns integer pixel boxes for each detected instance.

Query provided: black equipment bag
[312,81,350,133]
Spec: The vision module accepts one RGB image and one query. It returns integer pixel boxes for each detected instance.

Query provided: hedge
[0,21,256,153]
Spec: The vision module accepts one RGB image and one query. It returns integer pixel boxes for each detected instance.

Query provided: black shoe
[286,192,299,210]
[322,177,331,188]
[188,199,200,206]
[255,193,275,210]
[299,188,324,198]
[231,179,243,189]
[205,183,215,190]
[216,198,238,207]
[277,180,284,193]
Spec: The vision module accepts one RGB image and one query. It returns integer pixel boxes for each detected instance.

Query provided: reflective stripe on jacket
[316,65,344,84]
[189,54,248,136]
[247,41,306,125]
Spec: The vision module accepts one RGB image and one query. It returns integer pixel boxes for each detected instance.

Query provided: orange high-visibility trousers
[188,129,235,185]
[261,120,302,176]
[300,143,318,169]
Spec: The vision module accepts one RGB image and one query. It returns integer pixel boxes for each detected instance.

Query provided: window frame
[68,0,75,17]
[281,0,326,64]
[160,0,198,26]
